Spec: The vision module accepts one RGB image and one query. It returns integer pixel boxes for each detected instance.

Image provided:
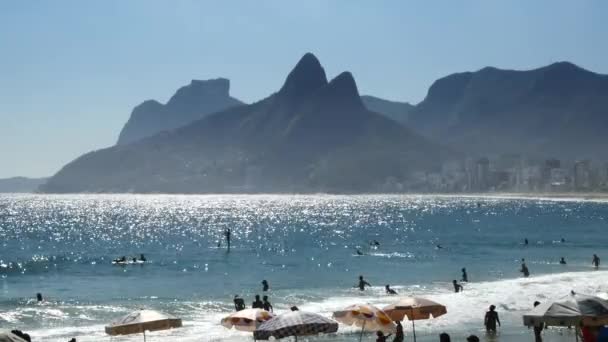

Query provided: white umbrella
[523,294,608,327]
[383,297,447,342]
[254,311,338,341]
[221,308,275,332]
[105,309,182,341]
[0,331,27,342]
[333,304,395,342]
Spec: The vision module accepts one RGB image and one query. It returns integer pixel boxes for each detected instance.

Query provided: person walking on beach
[357,275,371,291]
[224,228,231,250]
[376,331,392,342]
[532,301,544,342]
[233,295,245,311]
[252,295,263,309]
[461,268,468,282]
[385,285,397,295]
[593,254,600,269]
[560,257,567,265]
[262,280,269,292]
[484,305,501,333]
[262,295,273,312]
[452,280,463,293]
[393,321,404,342]
[520,258,530,277]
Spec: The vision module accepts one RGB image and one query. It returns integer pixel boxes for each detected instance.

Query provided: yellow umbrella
[105,309,182,341]
[221,308,275,332]
[383,297,447,342]
[333,304,395,342]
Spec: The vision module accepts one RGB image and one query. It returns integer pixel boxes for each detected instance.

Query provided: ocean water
[0,194,607,341]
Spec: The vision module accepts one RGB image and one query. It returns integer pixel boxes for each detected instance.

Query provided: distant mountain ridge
[408,61,608,158]
[117,78,244,145]
[361,95,413,125]
[0,177,48,193]
[41,53,449,193]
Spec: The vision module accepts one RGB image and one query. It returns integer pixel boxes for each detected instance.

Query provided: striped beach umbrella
[333,304,395,342]
[254,311,338,341]
[105,309,182,341]
[221,308,275,332]
[383,297,447,342]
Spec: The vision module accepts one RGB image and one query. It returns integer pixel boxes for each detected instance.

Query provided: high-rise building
[475,157,490,191]
[574,160,592,191]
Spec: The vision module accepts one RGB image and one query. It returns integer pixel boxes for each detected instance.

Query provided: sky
[1,0,607,178]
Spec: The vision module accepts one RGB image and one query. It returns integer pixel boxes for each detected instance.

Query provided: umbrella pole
[359,320,366,342]
[411,308,417,342]
[144,330,146,342]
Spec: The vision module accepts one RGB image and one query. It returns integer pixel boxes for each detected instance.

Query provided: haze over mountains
[40,54,447,193]
[38,54,608,193]
[0,177,48,193]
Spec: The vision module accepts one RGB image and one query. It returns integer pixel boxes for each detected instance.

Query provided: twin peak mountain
[42,53,443,193]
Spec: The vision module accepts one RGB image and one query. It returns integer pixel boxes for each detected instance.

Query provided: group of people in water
[112,254,146,264]
[233,280,274,312]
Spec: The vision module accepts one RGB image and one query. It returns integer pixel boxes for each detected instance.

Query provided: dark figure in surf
[484,305,500,332]
[520,259,530,277]
[376,331,392,342]
[262,295,273,312]
[461,268,468,282]
[371,240,380,247]
[436,244,443,249]
[452,280,463,293]
[393,321,404,342]
[593,254,600,269]
[524,238,529,246]
[252,295,264,309]
[113,256,126,263]
[233,295,245,311]
[139,254,146,262]
[224,228,231,250]
[36,293,43,302]
[356,249,364,256]
[385,284,397,295]
[560,257,567,265]
[357,275,371,291]
[561,238,566,243]
[262,280,269,292]
[439,333,451,342]
[533,301,544,342]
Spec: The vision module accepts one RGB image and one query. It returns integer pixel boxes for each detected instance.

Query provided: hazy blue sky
[1,0,607,178]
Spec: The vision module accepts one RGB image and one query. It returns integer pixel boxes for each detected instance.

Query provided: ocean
[0,194,607,341]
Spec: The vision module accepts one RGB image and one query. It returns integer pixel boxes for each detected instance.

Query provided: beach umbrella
[105,309,182,341]
[221,308,275,332]
[523,293,608,327]
[383,297,447,342]
[333,304,395,342]
[253,311,338,341]
[0,331,28,342]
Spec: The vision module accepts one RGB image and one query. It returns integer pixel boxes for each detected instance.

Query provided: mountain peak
[315,71,364,110]
[279,53,328,98]
[168,78,231,107]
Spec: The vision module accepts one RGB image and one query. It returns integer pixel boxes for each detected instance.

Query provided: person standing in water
[262,296,273,312]
[452,280,463,293]
[524,238,529,246]
[357,275,371,291]
[484,305,501,333]
[461,268,468,282]
[36,293,43,302]
[532,301,544,342]
[252,295,263,309]
[224,228,231,250]
[233,295,245,311]
[593,254,600,269]
[376,331,391,342]
[520,258,530,277]
[262,280,269,292]
[393,321,404,342]
[560,257,567,265]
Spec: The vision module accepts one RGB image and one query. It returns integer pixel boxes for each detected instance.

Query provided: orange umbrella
[333,304,395,342]
[383,297,447,342]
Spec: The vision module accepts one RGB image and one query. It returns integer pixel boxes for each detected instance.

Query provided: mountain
[41,53,451,194]
[117,78,244,145]
[361,95,413,125]
[0,177,48,193]
[409,62,608,159]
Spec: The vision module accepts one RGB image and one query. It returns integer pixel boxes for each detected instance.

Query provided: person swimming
[233,295,245,311]
[113,256,127,264]
[461,268,468,282]
[520,259,530,277]
[262,280,269,292]
[262,295,273,312]
[452,280,463,293]
[436,244,443,249]
[356,249,364,256]
[385,284,397,295]
[560,257,567,265]
[139,254,146,262]
[357,275,371,291]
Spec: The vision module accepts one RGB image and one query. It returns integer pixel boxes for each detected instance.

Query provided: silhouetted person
[139,254,146,262]
[290,306,299,311]
[520,259,530,277]
[484,305,500,332]
[593,254,600,269]
[452,280,463,293]
[114,256,126,263]
[385,285,397,295]
[68,339,76,342]
[252,295,263,309]
[393,321,404,342]
[561,238,566,243]
[224,228,231,250]
[356,249,364,256]
[439,332,451,342]
[36,293,43,302]
[262,280,269,292]
[11,331,31,342]
[533,301,544,342]
[233,295,245,311]
[461,268,468,282]
[477,202,482,208]
[371,240,380,246]
[436,244,443,249]
[524,238,529,246]
[560,257,567,265]
[262,295,273,312]
[132,257,137,263]
[357,275,371,291]
[376,331,392,342]
[466,336,480,342]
